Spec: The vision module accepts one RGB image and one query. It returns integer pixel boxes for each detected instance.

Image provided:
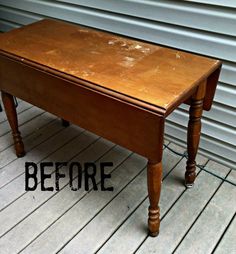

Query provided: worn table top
[0,19,220,113]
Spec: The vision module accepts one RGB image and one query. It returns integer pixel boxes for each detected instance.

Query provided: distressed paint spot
[138,87,149,93]
[141,47,151,53]
[127,44,151,54]
[108,41,115,45]
[163,103,169,108]
[81,71,89,77]
[69,70,80,75]
[119,56,136,67]
[154,66,160,73]
[125,56,135,61]
[91,51,101,55]
[108,39,152,55]
[80,70,95,77]
[77,29,89,33]
[46,49,58,55]
[176,52,181,59]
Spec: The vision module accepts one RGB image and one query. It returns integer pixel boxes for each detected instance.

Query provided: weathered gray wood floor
[0,100,235,254]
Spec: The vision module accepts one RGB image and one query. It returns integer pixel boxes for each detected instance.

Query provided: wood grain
[1,91,25,157]
[0,19,221,114]
[185,80,206,187]
[0,54,164,162]
[147,161,162,236]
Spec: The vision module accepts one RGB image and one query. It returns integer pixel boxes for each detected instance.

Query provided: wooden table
[0,19,221,237]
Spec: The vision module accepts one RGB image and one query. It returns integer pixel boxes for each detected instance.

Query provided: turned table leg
[1,91,25,157]
[185,81,206,188]
[61,119,70,127]
[147,161,162,236]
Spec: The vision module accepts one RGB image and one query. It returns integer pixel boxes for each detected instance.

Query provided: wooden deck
[0,100,235,254]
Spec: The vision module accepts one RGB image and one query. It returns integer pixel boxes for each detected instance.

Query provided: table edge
[0,50,167,115]
[0,50,221,117]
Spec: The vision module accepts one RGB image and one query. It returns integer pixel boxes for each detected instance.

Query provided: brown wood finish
[185,80,206,188]
[184,66,222,111]
[1,91,25,157]
[0,54,165,162]
[0,19,221,237]
[147,161,162,236]
[0,19,221,115]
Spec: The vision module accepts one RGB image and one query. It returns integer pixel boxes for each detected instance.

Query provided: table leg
[61,119,70,127]
[185,81,206,188]
[147,161,162,237]
[1,91,25,157]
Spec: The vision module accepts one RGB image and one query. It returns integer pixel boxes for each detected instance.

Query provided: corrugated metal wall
[0,0,235,169]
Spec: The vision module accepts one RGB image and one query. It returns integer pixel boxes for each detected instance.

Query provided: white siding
[0,0,235,169]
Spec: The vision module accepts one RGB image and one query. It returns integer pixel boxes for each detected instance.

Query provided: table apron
[0,55,164,162]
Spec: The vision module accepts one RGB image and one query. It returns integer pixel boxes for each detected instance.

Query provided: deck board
[0,106,44,137]
[0,103,235,254]
[136,161,230,253]
[19,153,147,254]
[214,213,236,254]
[97,147,207,254]
[174,170,236,254]
[0,131,104,237]
[0,100,32,124]
[60,169,148,254]
[58,145,181,254]
[0,124,83,187]
[0,125,85,211]
[0,118,63,168]
[0,111,57,152]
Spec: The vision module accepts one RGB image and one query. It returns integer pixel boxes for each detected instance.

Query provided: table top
[0,19,220,114]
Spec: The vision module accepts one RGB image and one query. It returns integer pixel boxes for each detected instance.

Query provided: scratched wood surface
[0,19,220,111]
[0,102,235,254]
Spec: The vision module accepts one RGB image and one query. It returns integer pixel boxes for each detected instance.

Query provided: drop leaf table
[0,19,221,237]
